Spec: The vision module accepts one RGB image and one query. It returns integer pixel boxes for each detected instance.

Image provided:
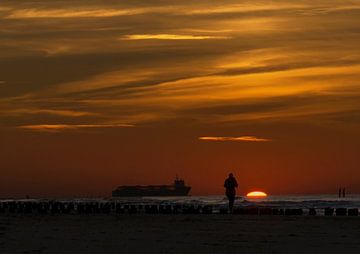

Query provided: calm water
[3,195,360,209]
[136,195,360,209]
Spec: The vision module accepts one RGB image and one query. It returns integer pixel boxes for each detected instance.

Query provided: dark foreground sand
[1,214,360,254]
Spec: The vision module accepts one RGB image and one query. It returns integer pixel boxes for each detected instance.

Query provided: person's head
[229,173,234,178]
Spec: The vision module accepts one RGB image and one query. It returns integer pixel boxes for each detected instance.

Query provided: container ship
[112,177,191,197]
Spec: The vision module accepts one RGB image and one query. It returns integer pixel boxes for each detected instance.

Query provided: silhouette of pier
[0,200,359,216]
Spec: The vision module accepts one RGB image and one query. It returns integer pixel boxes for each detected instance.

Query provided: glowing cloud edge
[17,123,135,132]
[199,136,271,142]
[120,34,231,40]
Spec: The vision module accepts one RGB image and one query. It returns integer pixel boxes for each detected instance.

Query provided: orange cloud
[3,109,96,117]
[199,136,271,142]
[4,7,174,19]
[17,124,135,132]
[120,34,230,40]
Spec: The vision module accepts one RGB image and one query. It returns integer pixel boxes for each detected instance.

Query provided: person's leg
[229,195,235,212]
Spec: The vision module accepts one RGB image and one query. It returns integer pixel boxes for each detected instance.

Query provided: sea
[3,194,359,210]
[111,195,360,215]
[115,194,360,209]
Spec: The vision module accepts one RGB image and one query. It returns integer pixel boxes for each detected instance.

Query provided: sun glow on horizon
[246,191,268,197]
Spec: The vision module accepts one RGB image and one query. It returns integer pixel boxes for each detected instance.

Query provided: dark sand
[1,214,360,254]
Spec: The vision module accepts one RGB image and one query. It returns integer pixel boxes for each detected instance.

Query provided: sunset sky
[1,0,360,197]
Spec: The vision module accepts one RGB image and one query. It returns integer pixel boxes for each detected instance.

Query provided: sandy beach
[1,214,360,254]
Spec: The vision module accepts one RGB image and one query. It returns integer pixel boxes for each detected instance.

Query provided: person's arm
[234,179,238,188]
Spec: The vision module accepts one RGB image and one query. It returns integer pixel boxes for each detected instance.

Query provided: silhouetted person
[339,187,342,198]
[224,173,238,213]
[342,188,346,198]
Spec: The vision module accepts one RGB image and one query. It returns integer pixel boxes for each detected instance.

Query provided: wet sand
[1,214,360,254]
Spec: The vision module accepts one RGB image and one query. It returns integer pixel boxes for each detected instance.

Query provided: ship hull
[112,187,191,197]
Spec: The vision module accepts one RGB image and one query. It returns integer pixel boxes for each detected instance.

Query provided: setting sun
[246,191,268,197]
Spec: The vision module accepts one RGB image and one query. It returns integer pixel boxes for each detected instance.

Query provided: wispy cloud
[1,3,313,20]
[17,124,135,132]
[120,34,230,40]
[4,7,173,19]
[3,109,96,117]
[0,6,11,12]
[1,0,360,130]
[199,136,271,142]
[186,3,306,15]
